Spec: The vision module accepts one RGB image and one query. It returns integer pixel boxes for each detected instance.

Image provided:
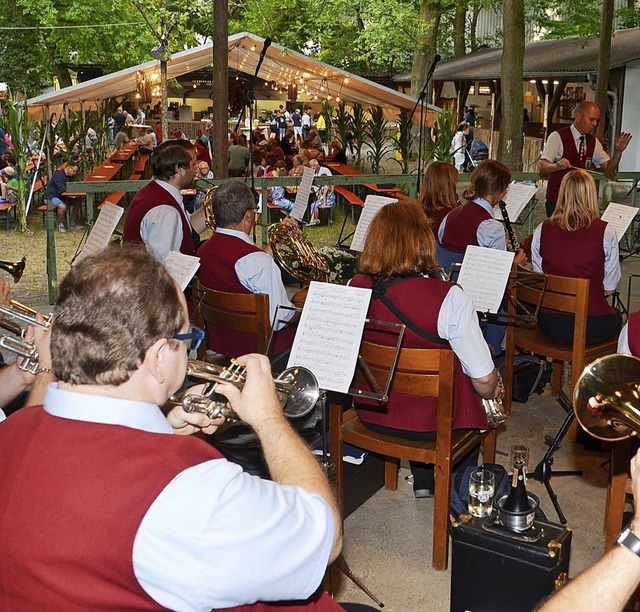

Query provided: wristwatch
[616,526,640,558]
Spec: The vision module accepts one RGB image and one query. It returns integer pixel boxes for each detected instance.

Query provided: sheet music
[457,246,515,313]
[291,166,315,221]
[350,195,398,252]
[502,182,538,222]
[601,202,639,241]
[287,281,372,392]
[72,202,124,265]
[163,252,201,291]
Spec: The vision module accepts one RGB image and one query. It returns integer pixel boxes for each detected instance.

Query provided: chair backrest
[194,281,271,357]
[355,340,457,411]
[515,271,590,350]
[435,242,463,281]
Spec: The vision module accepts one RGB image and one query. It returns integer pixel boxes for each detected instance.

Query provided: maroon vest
[546,127,596,204]
[197,232,295,356]
[426,206,454,234]
[538,219,613,316]
[123,180,195,255]
[440,201,492,253]
[628,312,640,356]
[349,275,487,432]
[0,407,340,612]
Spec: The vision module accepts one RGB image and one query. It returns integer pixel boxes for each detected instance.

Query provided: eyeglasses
[173,325,205,351]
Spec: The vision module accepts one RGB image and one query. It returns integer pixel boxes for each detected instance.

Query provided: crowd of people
[2,97,640,610]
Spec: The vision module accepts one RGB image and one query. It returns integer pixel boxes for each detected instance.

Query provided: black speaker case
[450,513,572,612]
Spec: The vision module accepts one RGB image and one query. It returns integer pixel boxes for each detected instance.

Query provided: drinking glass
[468,467,495,517]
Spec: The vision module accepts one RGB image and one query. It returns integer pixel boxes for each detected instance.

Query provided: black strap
[371,277,450,347]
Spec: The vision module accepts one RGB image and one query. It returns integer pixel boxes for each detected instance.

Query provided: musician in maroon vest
[416,160,459,231]
[123,139,207,261]
[540,100,631,217]
[350,202,499,498]
[438,159,527,264]
[197,180,302,358]
[531,169,622,345]
[0,246,347,611]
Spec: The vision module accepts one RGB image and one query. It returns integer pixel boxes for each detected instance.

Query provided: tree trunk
[497,0,525,171]
[213,0,229,179]
[595,0,614,142]
[53,64,73,89]
[410,0,444,99]
[453,2,467,58]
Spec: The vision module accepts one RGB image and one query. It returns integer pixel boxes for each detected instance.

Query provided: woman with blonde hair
[349,201,498,498]
[416,161,459,230]
[531,168,621,344]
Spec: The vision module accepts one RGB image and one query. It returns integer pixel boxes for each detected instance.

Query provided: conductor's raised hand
[615,132,632,153]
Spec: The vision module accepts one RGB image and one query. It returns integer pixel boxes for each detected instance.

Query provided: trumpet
[0,301,51,374]
[573,354,640,441]
[0,257,26,283]
[171,359,320,422]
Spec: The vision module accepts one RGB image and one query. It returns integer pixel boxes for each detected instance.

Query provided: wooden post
[213,0,228,179]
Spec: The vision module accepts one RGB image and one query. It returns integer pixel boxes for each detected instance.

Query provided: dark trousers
[538,310,623,345]
[361,422,480,490]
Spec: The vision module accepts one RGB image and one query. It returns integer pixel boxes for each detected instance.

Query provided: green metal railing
[42,170,639,303]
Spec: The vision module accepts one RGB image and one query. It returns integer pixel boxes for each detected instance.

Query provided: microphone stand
[399,54,440,194]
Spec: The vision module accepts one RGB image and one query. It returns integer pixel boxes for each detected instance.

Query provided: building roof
[394,27,640,82]
[27,32,437,119]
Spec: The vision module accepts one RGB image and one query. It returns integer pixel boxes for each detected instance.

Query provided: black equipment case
[450,514,572,612]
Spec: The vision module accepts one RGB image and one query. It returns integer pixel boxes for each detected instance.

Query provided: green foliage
[350,104,368,170]
[392,108,415,175]
[1,94,41,231]
[332,102,354,151]
[321,101,334,142]
[364,106,391,174]
[428,107,457,165]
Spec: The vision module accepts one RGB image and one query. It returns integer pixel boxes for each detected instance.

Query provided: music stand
[271,302,405,608]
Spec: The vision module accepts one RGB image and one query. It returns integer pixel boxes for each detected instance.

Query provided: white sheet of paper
[287,281,372,393]
[350,195,398,252]
[291,166,315,221]
[502,182,538,222]
[601,202,639,241]
[72,202,124,265]
[163,251,201,291]
[457,246,515,313]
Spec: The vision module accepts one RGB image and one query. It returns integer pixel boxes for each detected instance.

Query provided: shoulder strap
[371,277,450,347]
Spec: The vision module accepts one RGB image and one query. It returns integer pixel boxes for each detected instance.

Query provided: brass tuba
[0,257,26,283]
[573,354,640,441]
[202,187,217,230]
[268,223,329,283]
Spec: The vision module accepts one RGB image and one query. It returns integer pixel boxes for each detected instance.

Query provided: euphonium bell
[573,354,640,441]
[0,257,26,283]
[171,359,319,422]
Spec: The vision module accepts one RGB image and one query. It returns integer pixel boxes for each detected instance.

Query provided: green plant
[351,103,368,170]
[392,108,415,175]
[364,105,391,174]
[1,94,40,231]
[333,101,353,152]
[428,107,457,165]
[321,101,334,142]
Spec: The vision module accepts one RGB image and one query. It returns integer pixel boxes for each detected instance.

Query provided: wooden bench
[98,191,127,209]
[129,173,141,181]
[334,185,364,223]
[395,192,411,201]
[133,153,150,176]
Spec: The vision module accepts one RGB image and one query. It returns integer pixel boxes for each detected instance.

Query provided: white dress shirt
[215,227,294,329]
[541,123,609,168]
[140,179,191,262]
[43,383,334,611]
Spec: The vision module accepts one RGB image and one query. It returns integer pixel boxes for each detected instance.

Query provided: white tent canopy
[27,32,437,120]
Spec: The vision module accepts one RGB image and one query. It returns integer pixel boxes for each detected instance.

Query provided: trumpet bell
[573,354,640,441]
[0,257,26,283]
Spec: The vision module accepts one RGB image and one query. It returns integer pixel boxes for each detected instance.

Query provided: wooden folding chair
[330,341,497,571]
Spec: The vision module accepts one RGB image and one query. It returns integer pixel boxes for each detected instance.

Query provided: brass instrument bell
[0,257,26,283]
